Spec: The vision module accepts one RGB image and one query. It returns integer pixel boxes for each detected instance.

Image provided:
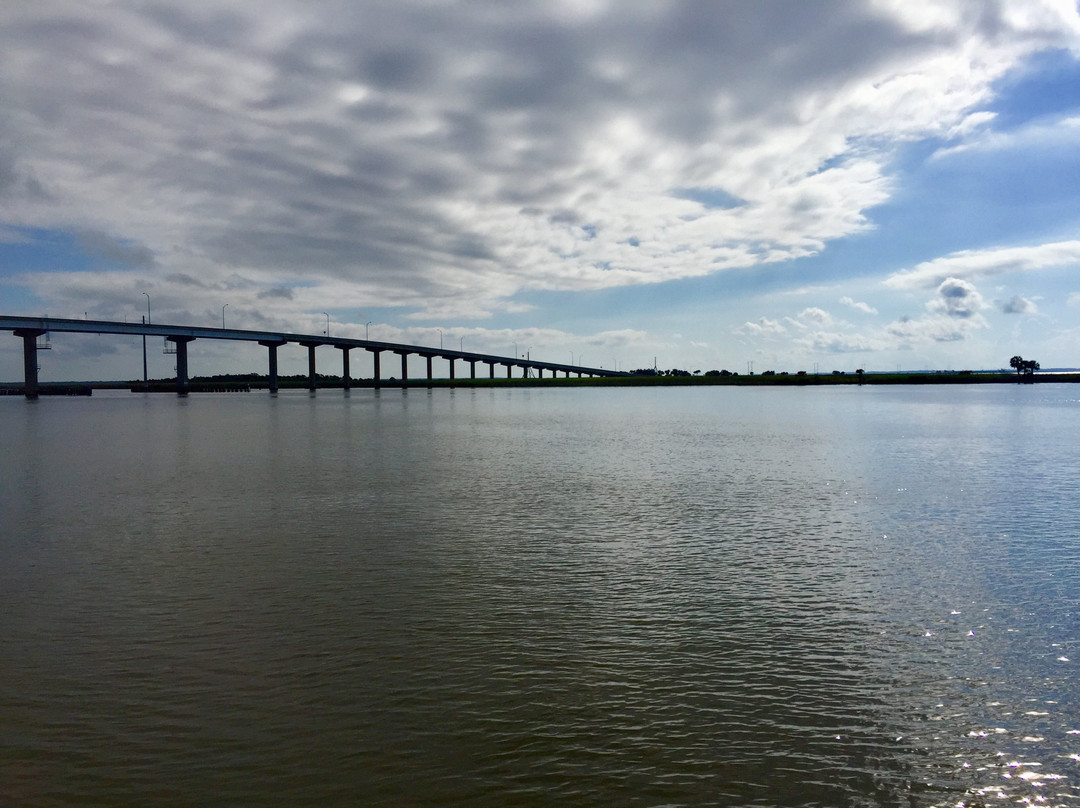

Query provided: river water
[2,384,1078,807]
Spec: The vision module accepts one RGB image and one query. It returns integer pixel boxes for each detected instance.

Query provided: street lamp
[438,328,443,349]
[222,303,228,329]
[141,292,150,385]
[323,312,330,337]
[366,321,371,340]
[459,336,464,351]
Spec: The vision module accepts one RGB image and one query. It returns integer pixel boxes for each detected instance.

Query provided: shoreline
[3,371,1076,394]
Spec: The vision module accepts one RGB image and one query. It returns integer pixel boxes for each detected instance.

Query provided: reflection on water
[1,385,1078,806]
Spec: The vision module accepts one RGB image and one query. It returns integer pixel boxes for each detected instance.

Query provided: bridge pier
[426,355,433,386]
[504,363,513,378]
[367,348,381,388]
[299,341,323,391]
[13,329,44,399]
[338,346,352,389]
[487,361,496,378]
[167,336,195,395]
[260,339,286,393]
[469,360,476,379]
[448,357,455,380]
[395,350,409,384]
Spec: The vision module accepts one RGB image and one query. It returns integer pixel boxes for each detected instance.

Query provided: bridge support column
[505,363,513,378]
[448,358,455,380]
[14,329,44,399]
[167,336,195,395]
[426,355,433,386]
[338,346,351,390]
[368,349,381,388]
[396,351,409,385]
[469,360,476,379]
[487,361,496,379]
[298,341,324,391]
[260,339,286,393]
[522,365,528,378]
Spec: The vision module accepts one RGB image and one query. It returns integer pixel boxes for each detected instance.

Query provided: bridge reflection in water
[1,315,625,398]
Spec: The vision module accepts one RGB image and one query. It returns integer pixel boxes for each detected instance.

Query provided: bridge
[1,315,626,398]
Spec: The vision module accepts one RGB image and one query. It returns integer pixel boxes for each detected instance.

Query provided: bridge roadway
[1,315,625,398]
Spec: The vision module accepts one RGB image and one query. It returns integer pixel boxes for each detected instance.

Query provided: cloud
[796,307,836,327]
[885,314,986,343]
[998,295,1037,314]
[2,2,1079,322]
[926,277,985,318]
[884,241,1080,290]
[798,331,885,353]
[737,317,788,337]
[258,286,295,300]
[840,295,878,314]
[75,230,156,269]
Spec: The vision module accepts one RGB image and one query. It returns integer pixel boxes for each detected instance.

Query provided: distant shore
[4,371,1079,395]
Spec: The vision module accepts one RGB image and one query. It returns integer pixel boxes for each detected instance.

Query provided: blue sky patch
[987,49,1080,130]
[672,187,746,210]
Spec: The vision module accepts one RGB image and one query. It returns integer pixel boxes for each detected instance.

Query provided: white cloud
[796,307,836,327]
[737,317,788,337]
[886,313,987,343]
[2,2,1079,323]
[797,330,886,353]
[926,277,985,318]
[884,241,1080,290]
[840,296,878,314]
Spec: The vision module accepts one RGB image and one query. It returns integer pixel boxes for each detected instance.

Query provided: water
[2,384,1078,806]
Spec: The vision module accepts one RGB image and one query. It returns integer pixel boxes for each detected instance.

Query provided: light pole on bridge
[222,303,228,329]
[141,292,150,388]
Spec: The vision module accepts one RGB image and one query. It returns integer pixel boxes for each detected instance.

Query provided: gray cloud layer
[2,1,1078,324]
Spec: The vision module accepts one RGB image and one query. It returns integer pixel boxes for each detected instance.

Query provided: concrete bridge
[1,315,626,398]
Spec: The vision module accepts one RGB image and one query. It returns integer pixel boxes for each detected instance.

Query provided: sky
[3,1,1080,381]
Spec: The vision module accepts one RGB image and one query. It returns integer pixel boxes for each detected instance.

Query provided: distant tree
[705,369,721,377]
[1010,355,1039,377]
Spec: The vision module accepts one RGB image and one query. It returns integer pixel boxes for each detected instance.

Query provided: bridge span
[2,315,625,398]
